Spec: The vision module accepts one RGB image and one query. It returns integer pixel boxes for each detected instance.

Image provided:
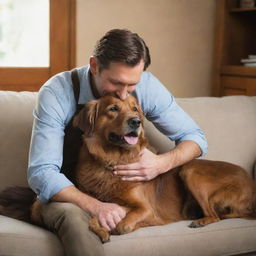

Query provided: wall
[76,0,216,97]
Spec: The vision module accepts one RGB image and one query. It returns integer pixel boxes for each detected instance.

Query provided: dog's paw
[188,221,205,228]
[89,217,110,243]
[116,221,134,234]
[189,216,220,228]
[99,231,110,243]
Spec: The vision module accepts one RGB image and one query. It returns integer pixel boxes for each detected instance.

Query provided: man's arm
[28,84,74,203]
[51,186,126,231]
[114,140,201,181]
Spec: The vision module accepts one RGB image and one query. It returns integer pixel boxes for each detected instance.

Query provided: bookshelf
[212,0,256,96]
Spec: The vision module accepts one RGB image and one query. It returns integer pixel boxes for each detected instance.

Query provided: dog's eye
[132,106,138,112]
[109,105,119,112]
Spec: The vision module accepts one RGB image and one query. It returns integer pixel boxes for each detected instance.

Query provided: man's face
[90,57,145,100]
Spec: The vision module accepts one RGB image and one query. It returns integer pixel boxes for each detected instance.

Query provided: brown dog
[70,94,256,242]
[0,94,255,243]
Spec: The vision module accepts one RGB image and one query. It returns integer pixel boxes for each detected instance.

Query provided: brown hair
[93,29,151,71]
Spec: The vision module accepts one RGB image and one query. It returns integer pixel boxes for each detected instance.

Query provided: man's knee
[41,202,90,230]
[39,202,105,256]
[42,202,89,216]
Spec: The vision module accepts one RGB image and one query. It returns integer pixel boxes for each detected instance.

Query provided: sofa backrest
[0,91,37,190]
[145,96,256,177]
[0,91,255,190]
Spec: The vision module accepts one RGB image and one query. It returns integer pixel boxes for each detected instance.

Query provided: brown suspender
[60,69,83,184]
[70,68,83,111]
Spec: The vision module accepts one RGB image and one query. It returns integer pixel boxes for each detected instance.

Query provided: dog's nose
[128,117,141,129]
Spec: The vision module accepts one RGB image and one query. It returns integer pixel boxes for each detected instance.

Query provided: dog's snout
[128,117,141,129]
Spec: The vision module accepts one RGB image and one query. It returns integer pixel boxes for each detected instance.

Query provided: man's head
[89,29,151,100]
[93,29,151,72]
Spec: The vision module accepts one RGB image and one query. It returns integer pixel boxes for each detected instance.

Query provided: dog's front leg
[89,216,111,243]
[116,207,151,235]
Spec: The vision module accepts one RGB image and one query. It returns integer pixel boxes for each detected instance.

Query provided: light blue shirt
[28,65,208,203]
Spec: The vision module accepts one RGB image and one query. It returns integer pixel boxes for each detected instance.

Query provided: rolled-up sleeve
[28,84,74,203]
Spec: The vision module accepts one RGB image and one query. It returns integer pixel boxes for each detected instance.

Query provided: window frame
[0,0,76,91]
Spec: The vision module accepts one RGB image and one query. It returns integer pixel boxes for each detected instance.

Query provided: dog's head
[73,94,146,149]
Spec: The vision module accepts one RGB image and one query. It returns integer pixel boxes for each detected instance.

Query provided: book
[240,54,256,66]
[241,58,256,63]
[244,63,256,67]
[248,55,256,59]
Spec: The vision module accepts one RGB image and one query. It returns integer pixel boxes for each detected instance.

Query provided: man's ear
[73,100,99,137]
[89,56,98,76]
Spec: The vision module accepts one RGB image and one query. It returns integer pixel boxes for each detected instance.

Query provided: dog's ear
[135,102,145,127]
[73,100,99,137]
[133,100,148,148]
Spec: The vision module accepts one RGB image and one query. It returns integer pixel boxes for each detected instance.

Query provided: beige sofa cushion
[104,218,256,256]
[1,215,256,256]
[0,91,36,189]
[0,215,63,256]
[179,96,256,174]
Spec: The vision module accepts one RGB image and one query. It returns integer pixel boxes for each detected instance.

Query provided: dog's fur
[0,95,256,243]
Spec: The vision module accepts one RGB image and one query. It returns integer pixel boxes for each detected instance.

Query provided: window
[0,0,49,67]
[0,0,76,91]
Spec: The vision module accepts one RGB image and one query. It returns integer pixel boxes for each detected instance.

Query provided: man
[28,29,207,256]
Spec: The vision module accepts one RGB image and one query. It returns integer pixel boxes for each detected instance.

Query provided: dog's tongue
[124,135,138,145]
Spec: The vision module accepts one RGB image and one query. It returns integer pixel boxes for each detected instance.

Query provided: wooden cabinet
[212,0,256,96]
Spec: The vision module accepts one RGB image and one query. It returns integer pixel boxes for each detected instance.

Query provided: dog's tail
[0,186,36,223]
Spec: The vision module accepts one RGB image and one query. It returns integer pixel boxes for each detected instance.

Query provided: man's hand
[91,201,126,231]
[113,148,167,181]
[113,141,202,182]
[51,186,126,231]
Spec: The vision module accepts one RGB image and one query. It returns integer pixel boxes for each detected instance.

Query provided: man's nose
[116,86,128,100]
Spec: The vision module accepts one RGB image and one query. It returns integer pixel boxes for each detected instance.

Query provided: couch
[0,90,255,256]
